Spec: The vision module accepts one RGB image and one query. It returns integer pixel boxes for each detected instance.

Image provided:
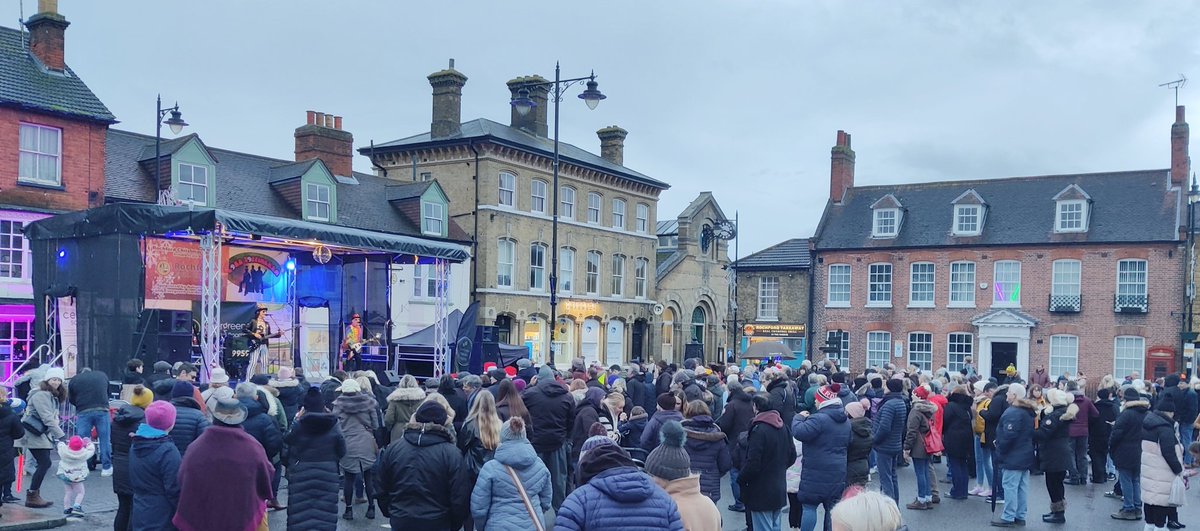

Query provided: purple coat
[1068,393,1098,438]
[173,426,275,531]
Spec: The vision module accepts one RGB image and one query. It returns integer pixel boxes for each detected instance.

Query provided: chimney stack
[25,0,69,71]
[1172,105,1190,187]
[830,130,856,203]
[507,76,550,137]
[295,110,354,177]
[428,59,468,139]
[597,126,628,166]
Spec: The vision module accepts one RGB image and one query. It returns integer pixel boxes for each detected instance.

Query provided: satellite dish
[652,303,664,315]
[312,245,332,264]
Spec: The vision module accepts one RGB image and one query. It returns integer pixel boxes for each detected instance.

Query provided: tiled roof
[815,170,1180,250]
[387,181,432,202]
[137,135,201,162]
[0,25,114,123]
[734,238,811,270]
[367,118,669,190]
[104,129,469,242]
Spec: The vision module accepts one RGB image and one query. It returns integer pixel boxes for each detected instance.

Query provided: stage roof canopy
[25,202,471,262]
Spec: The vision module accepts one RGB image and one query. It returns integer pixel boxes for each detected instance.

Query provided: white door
[605,320,625,368]
[581,318,600,367]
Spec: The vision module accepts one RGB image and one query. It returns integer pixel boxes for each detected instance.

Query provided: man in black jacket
[68,368,112,475]
[982,383,1010,503]
[739,394,796,531]
[1108,387,1150,521]
[718,384,756,512]
[521,365,575,510]
[374,401,467,530]
[1088,389,1119,484]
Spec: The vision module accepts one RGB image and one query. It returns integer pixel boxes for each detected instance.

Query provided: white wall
[389,261,471,339]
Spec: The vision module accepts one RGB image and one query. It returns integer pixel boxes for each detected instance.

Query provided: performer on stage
[341,313,365,372]
[244,305,281,378]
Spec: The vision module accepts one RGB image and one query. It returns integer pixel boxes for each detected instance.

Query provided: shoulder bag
[922,418,944,455]
[505,465,545,531]
[21,392,46,436]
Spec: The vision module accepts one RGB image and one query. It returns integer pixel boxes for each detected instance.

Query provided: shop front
[741,322,807,369]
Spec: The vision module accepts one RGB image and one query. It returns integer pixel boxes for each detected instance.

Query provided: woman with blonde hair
[830,489,908,531]
[458,390,502,531]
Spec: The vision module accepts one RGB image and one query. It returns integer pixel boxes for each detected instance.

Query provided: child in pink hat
[56,435,95,517]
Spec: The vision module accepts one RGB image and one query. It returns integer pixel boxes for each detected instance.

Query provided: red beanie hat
[914,385,930,400]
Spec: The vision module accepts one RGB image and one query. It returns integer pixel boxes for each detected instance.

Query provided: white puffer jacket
[1139,410,1183,507]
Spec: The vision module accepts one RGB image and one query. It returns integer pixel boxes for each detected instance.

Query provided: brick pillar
[830,130,856,203]
[25,0,69,71]
[1172,105,1190,187]
[429,62,468,139]
[295,111,353,177]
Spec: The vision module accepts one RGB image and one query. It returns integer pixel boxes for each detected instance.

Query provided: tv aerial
[1160,75,1187,107]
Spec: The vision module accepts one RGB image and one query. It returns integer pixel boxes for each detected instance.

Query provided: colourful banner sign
[742,323,806,337]
[224,247,289,304]
[145,239,203,301]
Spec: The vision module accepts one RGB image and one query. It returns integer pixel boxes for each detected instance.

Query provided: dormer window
[1056,200,1086,232]
[422,200,445,236]
[873,209,899,238]
[306,183,331,221]
[954,205,980,235]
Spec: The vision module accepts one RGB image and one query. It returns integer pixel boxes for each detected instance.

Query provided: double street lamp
[510,64,606,363]
[155,94,188,200]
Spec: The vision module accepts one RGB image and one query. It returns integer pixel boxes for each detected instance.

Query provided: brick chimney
[428,60,467,139]
[25,0,69,71]
[1172,105,1190,187]
[507,76,550,137]
[597,126,628,165]
[295,111,353,177]
[830,130,856,203]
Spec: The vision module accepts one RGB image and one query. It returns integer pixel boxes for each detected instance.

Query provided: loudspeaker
[157,310,192,335]
[479,325,498,343]
[383,370,400,386]
[156,335,192,364]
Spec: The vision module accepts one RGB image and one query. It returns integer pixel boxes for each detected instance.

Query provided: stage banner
[224,246,289,304]
[58,297,79,378]
[145,239,203,301]
[299,306,331,380]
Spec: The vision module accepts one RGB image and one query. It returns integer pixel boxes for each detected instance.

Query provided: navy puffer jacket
[871,392,907,455]
[168,396,209,457]
[681,415,732,501]
[994,398,1037,471]
[791,401,851,504]
[239,397,284,462]
[129,432,181,531]
[554,466,684,531]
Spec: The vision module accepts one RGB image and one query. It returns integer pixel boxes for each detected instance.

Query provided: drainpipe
[368,140,388,178]
[807,244,816,363]
[469,141,480,302]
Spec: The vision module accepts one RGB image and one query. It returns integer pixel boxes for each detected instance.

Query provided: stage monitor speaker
[479,325,498,343]
[383,370,400,386]
[480,341,500,366]
[157,335,193,365]
[158,310,192,335]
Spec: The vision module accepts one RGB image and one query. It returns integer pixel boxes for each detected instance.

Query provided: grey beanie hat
[500,417,528,443]
[644,420,690,481]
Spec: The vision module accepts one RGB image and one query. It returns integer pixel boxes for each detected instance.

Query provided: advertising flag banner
[145,239,203,301]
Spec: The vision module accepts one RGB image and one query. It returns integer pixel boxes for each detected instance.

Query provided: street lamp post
[511,63,606,364]
[155,95,188,200]
[1184,175,1199,378]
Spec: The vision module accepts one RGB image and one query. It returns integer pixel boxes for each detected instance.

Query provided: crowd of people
[0,353,1197,531]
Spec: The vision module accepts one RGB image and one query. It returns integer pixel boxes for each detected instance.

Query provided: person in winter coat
[845,400,873,488]
[555,442,685,531]
[1033,388,1077,524]
[872,378,908,503]
[680,400,731,502]
[1109,386,1151,520]
[644,420,721,531]
[235,383,285,510]
[520,365,575,510]
[112,386,150,530]
[1066,381,1099,484]
[912,385,943,504]
[269,366,309,421]
[941,386,975,499]
[765,368,798,428]
[129,401,181,531]
[793,384,852,531]
[55,435,95,516]
[571,387,615,462]
[470,417,552,531]
[119,358,145,402]
[200,367,234,413]
[1089,388,1119,484]
[173,399,275,531]
[458,390,501,531]
[143,360,173,389]
[903,388,938,511]
[1140,400,1185,531]
[16,368,66,508]
[168,380,210,458]
[384,374,425,442]
[333,378,381,520]
[285,387,348,531]
[991,384,1036,528]
[740,393,796,531]
[641,392,684,451]
[0,396,23,502]
[494,378,531,426]
[718,382,756,512]
[619,406,648,447]
[67,367,111,476]
[374,401,468,530]
[319,370,347,410]
[639,369,659,414]
[440,375,469,430]
[981,382,1011,501]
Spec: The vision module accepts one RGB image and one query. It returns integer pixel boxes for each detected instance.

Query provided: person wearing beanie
[872,376,909,503]
[174,398,274,531]
[285,386,347,530]
[130,400,181,530]
[375,400,468,529]
[579,422,616,462]
[111,385,150,530]
[793,378,853,527]
[1033,388,1077,523]
[1140,397,1185,530]
[0,395,23,505]
[55,435,95,517]
[167,375,211,459]
[844,399,873,488]
[641,392,684,451]
[332,375,381,520]
[646,420,721,531]
[520,363,575,510]
[737,394,795,531]
[16,365,66,508]
[470,416,552,530]
[270,366,310,421]
[556,443,685,531]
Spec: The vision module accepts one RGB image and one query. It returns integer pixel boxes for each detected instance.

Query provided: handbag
[1169,475,1187,507]
[505,465,545,531]
[922,427,944,455]
[373,409,389,448]
[21,413,45,437]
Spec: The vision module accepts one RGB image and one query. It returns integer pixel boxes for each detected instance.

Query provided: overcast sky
[27,0,1200,255]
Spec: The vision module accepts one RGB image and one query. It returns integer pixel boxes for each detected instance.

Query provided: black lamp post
[155,94,188,195]
[1184,175,1199,378]
[510,64,605,362]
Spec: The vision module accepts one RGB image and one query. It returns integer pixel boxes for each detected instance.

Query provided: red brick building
[0,2,113,376]
[810,110,1189,383]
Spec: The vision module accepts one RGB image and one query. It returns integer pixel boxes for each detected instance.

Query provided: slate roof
[733,238,811,271]
[138,134,212,163]
[387,181,432,202]
[103,129,469,242]
[0,25,115,123]
[815,170,1180,250]
[367,118,669,190]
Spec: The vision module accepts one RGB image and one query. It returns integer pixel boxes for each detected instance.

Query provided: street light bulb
[165,109,188,135]
[510,88,536,117]
[578,79,606,110]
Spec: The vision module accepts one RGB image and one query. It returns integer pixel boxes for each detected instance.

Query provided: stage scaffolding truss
[199,229,223,378]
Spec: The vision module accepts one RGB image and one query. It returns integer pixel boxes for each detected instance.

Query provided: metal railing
[1047,294,1082,313]
[1113,294,1149,314]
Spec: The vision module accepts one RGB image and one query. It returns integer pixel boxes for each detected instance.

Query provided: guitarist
[341,313,365,371]
[244,305,281,378]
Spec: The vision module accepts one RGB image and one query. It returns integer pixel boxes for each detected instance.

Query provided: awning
[24,202,470,262]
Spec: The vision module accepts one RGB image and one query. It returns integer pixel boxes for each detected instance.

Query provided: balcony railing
[1113,294,1149,314]
[1048,294,1082,313]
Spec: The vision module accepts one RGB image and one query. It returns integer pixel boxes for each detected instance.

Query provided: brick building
[811,110,1189,382]
[363,65,670,367]
[654,192,732,364]
[0,2,113,377]
[731,238,812,365]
